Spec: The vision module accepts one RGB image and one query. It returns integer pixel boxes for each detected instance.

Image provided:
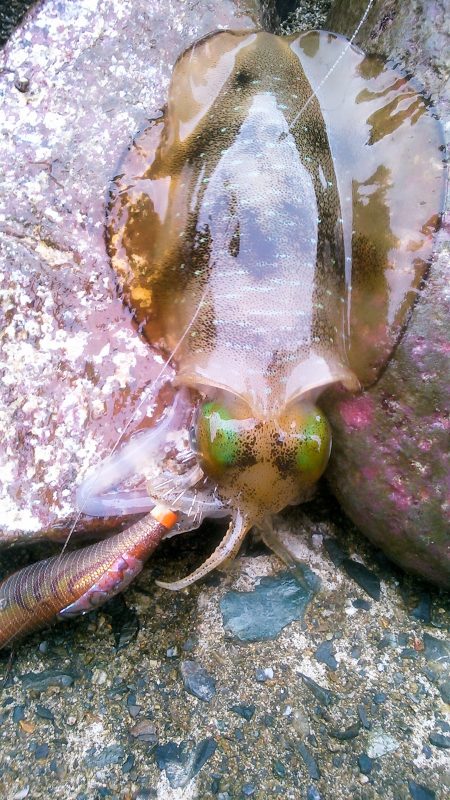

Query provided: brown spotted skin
[107,29,444,531]
[0,515,167,649]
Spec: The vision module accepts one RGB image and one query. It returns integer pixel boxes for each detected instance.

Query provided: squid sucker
[0,28,445,647]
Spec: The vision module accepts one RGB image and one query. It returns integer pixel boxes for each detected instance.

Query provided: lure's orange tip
[151,504,178,530]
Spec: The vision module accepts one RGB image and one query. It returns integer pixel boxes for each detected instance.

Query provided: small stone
[324,538,346,566]
[329,721,360,741]
[342,559,381,600]
[14,73,30,92]
[34,743,49,760]
[367,729,400,758]
[291,709,310,738]
[12,789,29,800]
[255,667,274,683]
[13,706,25,723]
[273,760,286,778]
[438,680,450,704]
[401,648,419,660]
[167,646,179,658]
[410,593,431,623]
[155,737,217,789]
[35,705,54,722]
[429,732,450,749]
[408,779,436,800]
[314,640,338,671]
[230,704,255,721]
[220,570,318,642]
[307,784,322,799]
[130,720,157,743]
[180,661,216,702]
[122,754,135,774]
[358,754,373,774]
[21,669,76,693]
[373,692,387,704]
[423,633,449,663]
[352,598,371,611]
[300,674,336,707]
[298,742,320,780]
[84,744,125,769]
[242,783,256,796]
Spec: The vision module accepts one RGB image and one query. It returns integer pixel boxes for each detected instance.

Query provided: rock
[129,720,157,744]
[84,744,125,769]
[180,660,216,702]
[408,780,436,800]
[314,640,338,671]
[255,667,274,683]
[429,732,450,749]
[300,674,337,707]
[220,569,318,642]
[329,722,360,741]
[155,737,217,789]
[0,0,260,546]
[20,669,76,693]
[422,633,450,664]
[230,704,256,721]
[298,742,320,781]
[367,729,400,759]
[341,559,381,600]
[358,754,373,775]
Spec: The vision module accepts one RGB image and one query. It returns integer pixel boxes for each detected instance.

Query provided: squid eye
[196,401,242,472]
[282,405,331,482]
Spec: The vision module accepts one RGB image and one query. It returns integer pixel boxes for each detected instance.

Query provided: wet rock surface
[0,1,449,799]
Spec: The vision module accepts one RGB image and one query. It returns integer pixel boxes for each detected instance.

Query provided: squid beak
[155,509,250,591]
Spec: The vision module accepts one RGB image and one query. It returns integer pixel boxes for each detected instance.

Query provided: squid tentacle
[0,505,177,650]
[156,509,250,591]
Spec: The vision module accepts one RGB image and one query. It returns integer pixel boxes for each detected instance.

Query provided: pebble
[242,783,256,796]
[155,737,217,789]
[84,744,125,769]
[329,721,360,741]
[230,704,256,721]
[35,705,54,722]
[129,720,157,744]
[323,538,346,567]
[367,729,400,758]
[352,598,372,611]
[422,633,449,663]
[255,667,274,683]
[298,742,320,780]
[408,779,436,800]
[410,593,432,623]
[220,570,317,642]
[428,731,450,749]
[180,660,216,702]
[20,669,76,692]
[314,640,338,671]
[358,754,373,774]
[341,559,381,600]
[300,674,336,707]
[306,785,322,799]
[273,760,286,778]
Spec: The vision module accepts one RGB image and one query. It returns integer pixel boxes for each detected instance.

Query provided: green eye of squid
[292,406,331,481]
[196,401,242,472]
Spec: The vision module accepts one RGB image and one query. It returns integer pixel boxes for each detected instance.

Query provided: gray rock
[155,737,217,789]
[180,660,216,702]
[220,569,318,642]
[367,729,400,759]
